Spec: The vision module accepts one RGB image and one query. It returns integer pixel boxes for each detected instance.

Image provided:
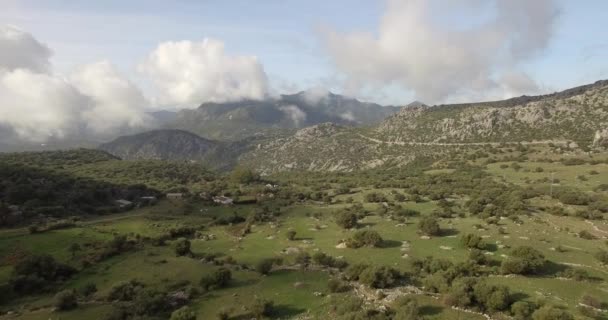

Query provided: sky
[1,0,608,142]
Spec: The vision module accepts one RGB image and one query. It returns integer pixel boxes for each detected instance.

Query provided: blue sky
[3,0,608,105]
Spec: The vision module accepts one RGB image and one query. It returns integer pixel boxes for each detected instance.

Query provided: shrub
[346,230,383,248]
[460,233,486,250]
[10,254,77,294]
[199,268,231,291]
[286,230,297,241]
[335,211,358,229]
[54,289,77,311]
[175,238,192,256]
[501,246,546,275]
[327,279,351,293]
[79,283,97,297]
[255,258,275,275]
[344,264,369,281]
[578,230,596,240]
[511,301,536,320]
[393,296,420,320]
[359,266,400,288]
[418,216,440,236]
[251,298,274,318]
[107,280,144,301]
[294,252,311,268]
[170,306,196,320]
[531,305,573,320]
[595,250,608,265]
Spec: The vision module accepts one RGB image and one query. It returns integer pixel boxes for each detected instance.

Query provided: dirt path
[357,133,568,147]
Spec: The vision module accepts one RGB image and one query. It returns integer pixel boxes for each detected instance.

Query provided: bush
[393,296,420,320]
[460,233,486,250]
[251,298,274,318]
[511,301,536,320]
[359,266,400,288]
[175,238,192,256]
[595,250,608,265]
[327,279,351,293]
[294,252,311,268]
[346,230,383,248]
[286,230,297,241]
[335,211,358,229]
[200,268,232,291]
[255,258,275,275]
[10,254,77,294]
[531,305,573,320]
[418,216,440,236]
[501,246,546,275]
[107,280,144,301]
[170,306,196,320]
[79,283,97,298]
[54,289,78,311]
[578,230,596,240]
[230,167,259,184]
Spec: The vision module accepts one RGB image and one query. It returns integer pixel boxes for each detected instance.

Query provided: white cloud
[0,26,152,142]
[278,105,307,127]
[321,0,559,103]
[0,25,52,73]
[139,38,269,108]
[70,61,151,134]
[0,69,86,142]
[302,86,330,105]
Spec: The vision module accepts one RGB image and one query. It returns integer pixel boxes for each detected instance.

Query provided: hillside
[99,129,254,170]
[167,91,400,140]
[243,80,608,173]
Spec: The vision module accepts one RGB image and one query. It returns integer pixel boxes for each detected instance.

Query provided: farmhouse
[213,196,234,205]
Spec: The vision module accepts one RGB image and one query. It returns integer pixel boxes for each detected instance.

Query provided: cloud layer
[0,26,151,142]
[321,0,559,103]
[139,39,268,108]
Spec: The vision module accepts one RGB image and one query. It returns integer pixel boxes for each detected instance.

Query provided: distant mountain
[166,91,400,140]
[242,80,608,173]
[99,129,251,170]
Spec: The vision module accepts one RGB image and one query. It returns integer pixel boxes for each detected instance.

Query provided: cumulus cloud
[0,26,152,143]
[0,25,52,73]
[0,69,87,142]
[139,38,269,108]
[321,0,559,103]
[302,86,330,105]
[70,61,151,134]
[278,105,307,127]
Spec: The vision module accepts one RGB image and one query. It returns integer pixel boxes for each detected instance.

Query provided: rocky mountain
[99,129,252,170]
[242,80,608,173]
[166,91,400,140]
[100,80,608,173]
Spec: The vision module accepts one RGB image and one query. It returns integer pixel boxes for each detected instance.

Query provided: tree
[68,243,81,258]
[501,246,546,275]
[418,216,440,236]
[251,298,274,318]
[393,296,420,320]
[511,301,536,320]
[359,266,400,289]
[200,268,232,291]
[596,250,608,265]
[531,305,573,320]
[230,167,259,184]
[54,289,78,311]
[335,211,358,229]
[286,230,297,241]
[346,230,383,248]
[460,233,486,250]
[170,306,197,320]
[255,258,275,275]
[175,238,191,257]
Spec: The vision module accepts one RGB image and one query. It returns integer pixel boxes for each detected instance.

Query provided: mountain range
[100,80,608,173]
